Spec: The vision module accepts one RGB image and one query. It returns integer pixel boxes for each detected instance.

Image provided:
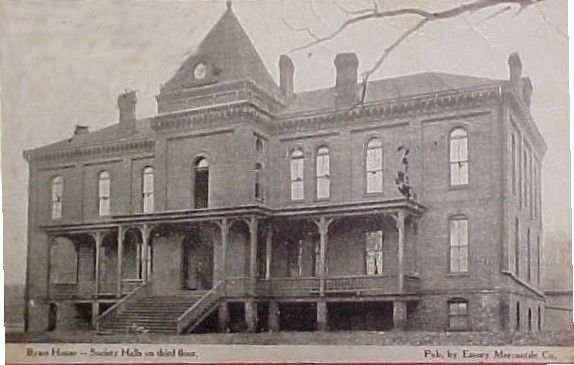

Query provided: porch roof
[41,198,425,235]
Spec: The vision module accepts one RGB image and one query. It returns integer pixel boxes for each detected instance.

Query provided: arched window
[254,163,263,200]
[316,146,330,199]
[255,138,264,153]
[537,306,542,331]
[51,176,63,219]
[449,217,468,273]
[366,138,383,193]
[449,128,469,186]
[528,308,532,331]
[142,167,154,213]
[448,298,469,330]
[194,158,209,209]
[98,171,110,216]
[290,149,304,201]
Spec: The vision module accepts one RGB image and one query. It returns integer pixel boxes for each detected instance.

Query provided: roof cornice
[24,138,155,165]
[151,101,273,132]
[275,84,503,132]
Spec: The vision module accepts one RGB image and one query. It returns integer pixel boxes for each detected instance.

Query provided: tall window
[522,148,527,208]
[516,302,521,331]
[290,149,304,201]
[194,158,209,209]
[366,138,383,193]
[538,306,542,331]
[51,176,63,219]
[316,146,330,199]
[511,134,516,194]
[528,308,532,331]
[537,236,541,286]
[527,228,531,282]
[365,230,384,275]
[98,171,111,216]
[254,163,263,200]
[448,299,469,330]
[515,218,520,276]
[449,218,468,273]
[449,128,469,186]
[142,167,154,213]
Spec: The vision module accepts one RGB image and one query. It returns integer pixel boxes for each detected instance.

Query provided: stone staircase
[98,291,212,334]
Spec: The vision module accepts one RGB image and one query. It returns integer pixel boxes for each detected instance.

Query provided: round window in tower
[193,62,208,80]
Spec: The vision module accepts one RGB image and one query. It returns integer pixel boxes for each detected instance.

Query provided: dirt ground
[7,329,574,346]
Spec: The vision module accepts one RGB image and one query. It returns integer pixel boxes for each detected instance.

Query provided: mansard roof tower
[157,1,281,113]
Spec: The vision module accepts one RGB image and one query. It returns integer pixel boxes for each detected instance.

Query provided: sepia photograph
[1,0,572,362]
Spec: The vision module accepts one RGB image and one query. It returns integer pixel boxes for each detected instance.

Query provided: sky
[0,0,569,285]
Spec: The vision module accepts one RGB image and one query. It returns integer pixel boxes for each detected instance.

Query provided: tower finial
[226,1,232,10]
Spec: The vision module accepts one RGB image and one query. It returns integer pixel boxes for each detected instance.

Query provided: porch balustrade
[49,279,144,300]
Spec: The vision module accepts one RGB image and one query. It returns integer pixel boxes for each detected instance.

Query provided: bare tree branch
[290,0,546,53]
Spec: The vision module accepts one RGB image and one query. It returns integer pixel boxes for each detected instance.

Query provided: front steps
[98,291,211,334]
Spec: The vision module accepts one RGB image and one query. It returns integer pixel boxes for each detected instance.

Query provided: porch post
[91,301,99,328]
[393,300,407,330]
[315,216,332,297]
[140,224,149,283]
[265,225,273,279]
[395,210,406,293]
[317,300,328,331]
[94,231,102,297]
[116,225,124,297]
[268,301,280,332]
[246,215,258,333]
[46,236,54,300]
[218,302,229,333]
[248,215,258,284]
[217,218,229,288]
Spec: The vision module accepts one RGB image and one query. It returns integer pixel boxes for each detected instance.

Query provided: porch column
[46,236,54,300]
[94,231,103,297]
[140,224,150,283]
[247,216,258,291]
[116,225,124,297]
[393,300,407,330]
[265,225,273,279]
[315,216,333,297]
[268,301,280,332]
[91,301,99,327]
[218,302,229,333]
[245,300,257,333]
[394,210,406,293]
[216,218,229,287]
[317,300,328,331]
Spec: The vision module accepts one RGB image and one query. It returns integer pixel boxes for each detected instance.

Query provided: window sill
[446,272,470,277]
[448,184,470,190]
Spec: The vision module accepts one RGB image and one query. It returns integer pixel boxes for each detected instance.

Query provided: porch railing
[325,275,397,294]
[49,279,144,300]
[257,277,320,297]
[177,281,224,334]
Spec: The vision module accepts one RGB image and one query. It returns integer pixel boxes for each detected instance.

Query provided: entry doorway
[182,233,213,290]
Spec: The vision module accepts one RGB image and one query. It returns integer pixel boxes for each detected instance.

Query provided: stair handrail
[95,282,148,332]
[176,281,223,334]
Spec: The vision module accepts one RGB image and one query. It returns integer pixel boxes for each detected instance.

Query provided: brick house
[23,3,546,334]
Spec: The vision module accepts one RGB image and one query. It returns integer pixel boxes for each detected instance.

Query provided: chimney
[334,53,359,104]
[118,90,137,125]
[118,90,137,136]
[508,52,522,86]
[74,125,89,136]
[279,55,294,100]
[507,53,533,106]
